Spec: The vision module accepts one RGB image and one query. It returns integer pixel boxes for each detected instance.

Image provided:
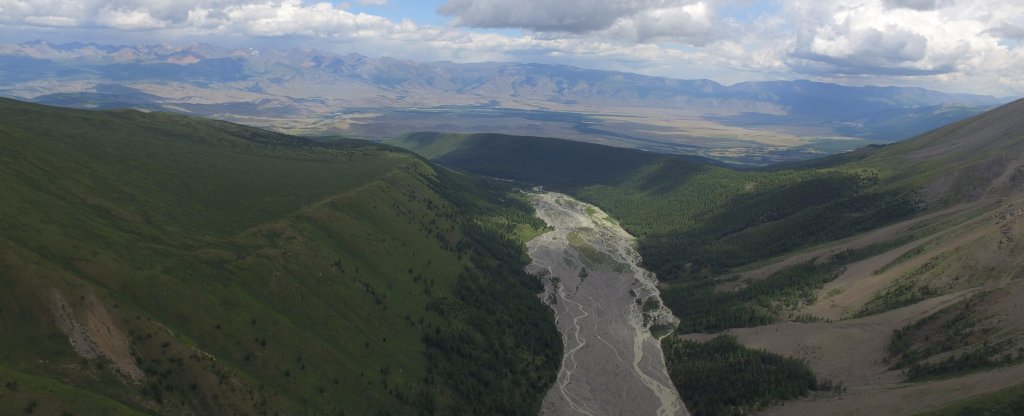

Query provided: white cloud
[23,15,79,27]
[883,0,954,11]
[985,23,1024,40]
[0,0,1020,95]
[438,0,616,32]
[603,2,722,45]
[218,1,408,38]
[96,9,168,30]
[439,0,707,33]
[437,0,730,47]
[775,0,1024,94]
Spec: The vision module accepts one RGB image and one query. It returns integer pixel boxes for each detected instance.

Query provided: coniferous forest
[662,335,826,416]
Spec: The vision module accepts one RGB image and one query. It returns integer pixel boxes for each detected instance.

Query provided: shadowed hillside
[389,132,724,188]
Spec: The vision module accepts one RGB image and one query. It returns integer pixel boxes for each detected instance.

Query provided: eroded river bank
[526,192,687,416]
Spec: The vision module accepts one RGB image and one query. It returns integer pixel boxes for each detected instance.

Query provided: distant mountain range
[0,40,1011,162]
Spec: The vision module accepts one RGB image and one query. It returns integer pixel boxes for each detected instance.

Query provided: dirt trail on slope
[526,192,687,416]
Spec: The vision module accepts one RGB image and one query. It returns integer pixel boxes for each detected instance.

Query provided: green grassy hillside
[387,132,920,279]
[0,98,560,415]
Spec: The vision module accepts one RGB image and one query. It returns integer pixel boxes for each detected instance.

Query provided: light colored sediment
[526,192,687,416]
[50,288,144,383]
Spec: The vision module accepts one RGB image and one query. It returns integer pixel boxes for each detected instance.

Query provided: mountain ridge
[0,40,1009,165]
[1,40,1002,104]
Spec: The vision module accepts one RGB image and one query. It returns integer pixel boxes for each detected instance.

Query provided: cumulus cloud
[985,23,1024,40]
[0,0,411,37]
[437,0,656,32]
[778,0,1014,80]
[437,0,728,46]
[0,0,259,28]
[802,24,932,72]
[603,2,723,45]
[883,0,954,11]
[215,1,411,38]
[96,9,168,30]
[0,0,1021,94]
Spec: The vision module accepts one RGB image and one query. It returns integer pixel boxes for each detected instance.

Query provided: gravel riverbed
[526,192,687,416]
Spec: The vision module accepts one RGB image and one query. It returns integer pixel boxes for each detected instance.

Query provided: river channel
[526,192,688,416]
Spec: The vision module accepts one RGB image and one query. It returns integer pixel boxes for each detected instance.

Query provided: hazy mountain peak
[0,40,1010,162]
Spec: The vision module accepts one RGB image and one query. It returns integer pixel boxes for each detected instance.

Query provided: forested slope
[387,131,920,280]
[0,99,560,415]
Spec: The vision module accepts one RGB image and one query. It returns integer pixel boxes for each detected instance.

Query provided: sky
[0,0,1022,96]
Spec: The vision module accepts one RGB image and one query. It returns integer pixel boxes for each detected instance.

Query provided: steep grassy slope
[851,97,1024,204]
[0,99,560,415]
